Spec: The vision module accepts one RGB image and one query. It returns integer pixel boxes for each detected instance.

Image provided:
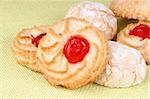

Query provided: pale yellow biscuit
[111,0,150,21]
[96,41,147,88]
[65,1,117,40]
[12,25,49,72]
[117,21,150,64]
[37,18,108,89]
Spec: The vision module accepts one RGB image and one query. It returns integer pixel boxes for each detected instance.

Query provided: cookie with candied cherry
[37,18,108,89]
[117,21,150,64]
[12,25,49,72]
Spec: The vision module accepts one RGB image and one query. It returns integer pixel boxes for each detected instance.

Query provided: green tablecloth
[0,0,149,98]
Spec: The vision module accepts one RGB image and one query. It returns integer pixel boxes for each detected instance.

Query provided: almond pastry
[111,0,150,21]
[12,25,49,72]
[65,1,117,40]
[96,41,147,87]
[37,18,108,89]
[117,21,150,64]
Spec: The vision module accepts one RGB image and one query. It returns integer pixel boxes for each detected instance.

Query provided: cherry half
[31,33,46,47]
[129,24,150,40]
[63,35,90,64]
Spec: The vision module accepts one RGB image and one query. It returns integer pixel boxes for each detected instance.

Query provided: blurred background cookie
[65,1,117,40]
[117,21,150,64]
[111,0,150,21]
[12,25,49,72]
[96,41,147,87]
[37,18,108,89]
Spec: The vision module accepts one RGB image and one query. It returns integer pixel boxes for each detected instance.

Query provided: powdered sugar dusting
[65,1,117,40]
[96,41,147,87]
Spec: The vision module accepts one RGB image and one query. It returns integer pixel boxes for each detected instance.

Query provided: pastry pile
[12,1,149,89]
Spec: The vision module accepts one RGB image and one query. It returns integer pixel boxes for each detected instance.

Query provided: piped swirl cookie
[111,0,150,21]
[37,18,108,89]
[96,41,147,87]
[12,25,49,72]
[65,1,117,40]
[117,21,150,64]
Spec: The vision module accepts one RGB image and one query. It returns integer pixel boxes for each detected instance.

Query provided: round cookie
[37,18,108,89]
[65,1,117,40]
[96,41,147,88]
[111,0,150,21]
[12,25,49,72]
[117,21,150,64]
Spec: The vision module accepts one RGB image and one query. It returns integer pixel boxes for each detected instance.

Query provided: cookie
[65,1,117,40]
[111,0,150,21]
[12,25,49,72]
[117,21,150,64]
[96,41,147,88]
[37,18,108,89]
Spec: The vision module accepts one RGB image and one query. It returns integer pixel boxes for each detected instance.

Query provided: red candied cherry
[63,35,90,64]
[129,24,150,40]
[31,33,46,47]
